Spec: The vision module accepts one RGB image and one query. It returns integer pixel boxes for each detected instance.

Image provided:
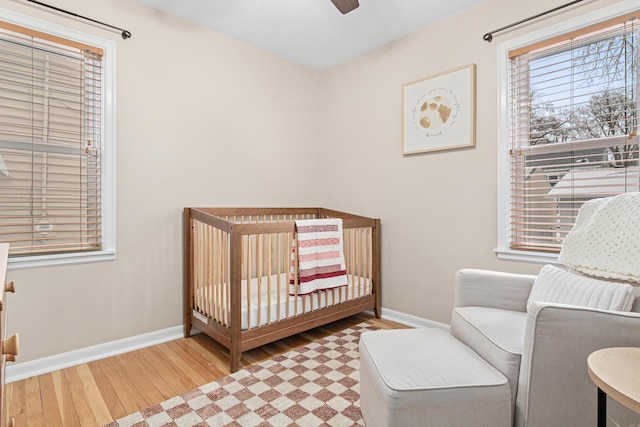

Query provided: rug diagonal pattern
[104,322,377,427]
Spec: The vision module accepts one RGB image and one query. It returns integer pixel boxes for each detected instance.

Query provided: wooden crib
[183,207,381,372]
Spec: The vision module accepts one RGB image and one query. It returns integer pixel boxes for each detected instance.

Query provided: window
[497,4,640,262]
[0,11,114,268]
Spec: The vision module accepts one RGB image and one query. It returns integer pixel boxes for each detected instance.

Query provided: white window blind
[0,21,104,257]
[508,12,640,254]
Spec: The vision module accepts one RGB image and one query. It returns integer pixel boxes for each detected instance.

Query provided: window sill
[8,250,116,270]
[494,248,561,265]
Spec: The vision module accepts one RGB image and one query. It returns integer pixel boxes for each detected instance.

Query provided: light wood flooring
[7,314,404,427]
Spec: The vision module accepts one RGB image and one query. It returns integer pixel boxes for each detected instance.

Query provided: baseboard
[6,326,183,383]
[380,307,450,331]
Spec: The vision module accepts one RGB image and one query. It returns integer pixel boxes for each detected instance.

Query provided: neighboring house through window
[497,2,640,263]
[0,10,115,269]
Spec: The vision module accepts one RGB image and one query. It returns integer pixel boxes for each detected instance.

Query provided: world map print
[402,64,475,155]
[415,89,458,134]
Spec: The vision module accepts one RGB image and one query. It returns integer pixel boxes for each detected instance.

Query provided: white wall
[1,0,322,362]
[320,0,623,323]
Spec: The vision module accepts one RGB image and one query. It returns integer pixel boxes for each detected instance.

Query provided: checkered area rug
[104,322,377,427]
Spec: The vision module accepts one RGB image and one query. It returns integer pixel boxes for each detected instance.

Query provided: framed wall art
[402,64,476,155]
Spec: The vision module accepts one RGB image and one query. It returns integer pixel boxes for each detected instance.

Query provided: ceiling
[138,0,487,72]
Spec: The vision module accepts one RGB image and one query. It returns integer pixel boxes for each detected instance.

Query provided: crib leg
[230,347,242,373]
[184,317,193,338]
[374,305,381,319]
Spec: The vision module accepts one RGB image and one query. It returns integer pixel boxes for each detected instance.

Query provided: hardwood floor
[7,314,404,426]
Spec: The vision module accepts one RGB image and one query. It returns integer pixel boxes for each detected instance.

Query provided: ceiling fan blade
[330,0,359,14]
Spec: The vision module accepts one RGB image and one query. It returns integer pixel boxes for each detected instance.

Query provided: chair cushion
[527,264,634,313]
[450,306,527,410]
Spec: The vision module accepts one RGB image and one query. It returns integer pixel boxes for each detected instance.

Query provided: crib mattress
[194,273,371,330]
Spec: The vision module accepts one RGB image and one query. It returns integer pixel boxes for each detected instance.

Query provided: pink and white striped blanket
[289,218,347,295]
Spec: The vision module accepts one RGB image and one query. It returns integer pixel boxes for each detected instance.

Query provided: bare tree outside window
[508,19,640,254]
[528,30,639,167]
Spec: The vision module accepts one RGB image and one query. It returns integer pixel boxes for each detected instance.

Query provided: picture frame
[402,64,476,155]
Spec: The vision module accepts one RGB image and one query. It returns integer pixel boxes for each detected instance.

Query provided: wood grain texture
[7,314,404,426]
[588,347,640,414]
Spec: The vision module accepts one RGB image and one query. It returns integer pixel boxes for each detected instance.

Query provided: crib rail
[183,207,380,372]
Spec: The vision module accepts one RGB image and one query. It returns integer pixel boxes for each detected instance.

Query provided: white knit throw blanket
[558,192,640,284]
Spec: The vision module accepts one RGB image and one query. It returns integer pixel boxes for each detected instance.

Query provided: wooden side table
[587,347,640,427]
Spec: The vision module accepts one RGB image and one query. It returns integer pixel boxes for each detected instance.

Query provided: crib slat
[204,223,209,314]
[350,228,356,302]
[284,232,289,319]
[212,227,217,324]
[217,228,223,323]
[209,224,213,321]
[358,227,363,299]
[192,220,199,312]
[246,235,252,330]
[211,225,216,321]
[202,222,207,314]
[276,232,282,322]
[223,230,229,326]
[341,225,347,302]
[205,224,211,320]
[210,224,216,322]
[257,233,262,330]
[194,221,200,313]
[290,230,298,317]
[267,233,273,325]
[210,226,215,316]
[368,227,373,296]
[216,227,221,323]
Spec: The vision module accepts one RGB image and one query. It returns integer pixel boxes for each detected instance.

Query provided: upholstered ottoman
[359,328,511,427]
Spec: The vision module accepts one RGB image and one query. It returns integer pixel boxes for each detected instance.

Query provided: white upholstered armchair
[359,193,640,427]
[451,193,640,427]
[451,269,640,426]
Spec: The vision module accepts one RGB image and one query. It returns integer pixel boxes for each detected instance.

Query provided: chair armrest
[516,303,640,427]
[454,269,536,312]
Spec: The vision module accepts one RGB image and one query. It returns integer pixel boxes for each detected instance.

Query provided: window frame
[1,8,116,270]
[495,0,640,264]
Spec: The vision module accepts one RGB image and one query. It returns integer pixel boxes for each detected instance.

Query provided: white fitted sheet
[195,273,372,330]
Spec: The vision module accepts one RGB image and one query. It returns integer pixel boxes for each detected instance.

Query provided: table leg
[597,387,606,427]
